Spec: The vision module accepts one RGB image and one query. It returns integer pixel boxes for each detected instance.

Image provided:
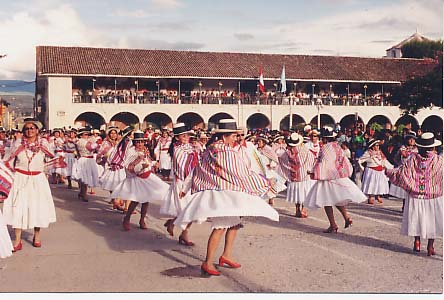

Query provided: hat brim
[368,140,381,148]
[416,140,442,148]
[20,120,43,131]
[213,129,242,133]
[321,133,337,138]
[174,130,194,136]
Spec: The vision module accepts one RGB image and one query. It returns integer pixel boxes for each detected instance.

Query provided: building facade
[35,46,442,132]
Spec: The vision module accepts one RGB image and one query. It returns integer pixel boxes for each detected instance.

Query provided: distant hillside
[0,80,35,95]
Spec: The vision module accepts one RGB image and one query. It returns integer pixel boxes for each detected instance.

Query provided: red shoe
[178,236,194,246]
[323,226,338,233]
[427,247,435,256]
[219,256,241,268]
[32,237,42,248]
[201,263,221,276]
[12,241,23,252]
[139,221,148,230]
[413,240,420,252]
[344,218,353,229]
[122,219,130,231]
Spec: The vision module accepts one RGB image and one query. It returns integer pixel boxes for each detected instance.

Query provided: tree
[388,40,443,115]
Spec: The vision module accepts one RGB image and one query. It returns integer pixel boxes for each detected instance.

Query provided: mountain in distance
[0,80,35,95]
[0,80,35,115]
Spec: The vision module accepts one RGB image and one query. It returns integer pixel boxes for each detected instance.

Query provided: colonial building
[35,46,441,132]
[386,32,432,58]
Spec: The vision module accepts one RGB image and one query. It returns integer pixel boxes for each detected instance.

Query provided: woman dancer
[0,161,13,258]
[97,126,126,211]
[305,126,367,233]
[174,119,279,276]
[358,139,393,204]
[75,127,100,202]
[390,132,418,211]
[386,132,442,256]
[154,129,172,181]
[278,132,315,218]
[3,118,56,251]
[161,123,199,245]
[111,130,169,231]
[63,128,78,189]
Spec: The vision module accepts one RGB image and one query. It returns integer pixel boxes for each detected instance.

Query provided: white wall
[47,77,72,129]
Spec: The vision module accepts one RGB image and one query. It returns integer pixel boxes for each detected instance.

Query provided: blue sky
[0,0,442,80]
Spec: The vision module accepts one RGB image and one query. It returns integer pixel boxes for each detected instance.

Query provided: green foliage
[401,40,443,59]
[396,124,406,135]
[370,122,383,132]
[388,39,443,115]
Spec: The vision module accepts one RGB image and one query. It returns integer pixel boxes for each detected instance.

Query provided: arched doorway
[208,112,234,131]
[177,112,205,130]
[395,115,419,132]
[74,112,106,129]
[246,113,270,130]
[110,112,140,129]
[144,112,173,130]
[421,115,443,135]
[309,114,335,129]
[339,114,364,132]
[367,115,392,131]
[279,114,305,131]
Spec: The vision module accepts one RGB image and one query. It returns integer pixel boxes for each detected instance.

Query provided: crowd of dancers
[0,118,442,276]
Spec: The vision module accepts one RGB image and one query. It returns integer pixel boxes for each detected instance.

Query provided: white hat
[416,132,442,148]
[214,119,242,133]
[286,132,303,147]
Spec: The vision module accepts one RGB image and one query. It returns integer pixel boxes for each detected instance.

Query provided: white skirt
[361,167,389,195]
[160,178,192,217]
[99,167,126,192]
[401,195,443,239]
[174,189,279,230]
[73,157,99,187]
[389,183,406,199]
[111,173,170,203]
[0,210,13,258]
[2,172,56,229]
[286,180,315,205]
[65,153,77,177]
[305,177,367,208]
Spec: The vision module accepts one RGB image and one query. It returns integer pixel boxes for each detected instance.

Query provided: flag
[259,66,265,93]
[280,65,287,93]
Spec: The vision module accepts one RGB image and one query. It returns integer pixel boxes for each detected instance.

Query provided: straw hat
[19,117,43,131]
[132,130,146,141]
[106,126,120,135]
[173,122,193,136]
[286,132,303,147]
[320,126,337,138]
[416,132,442,148]
[368,139,381,149]
[213,119,242,133]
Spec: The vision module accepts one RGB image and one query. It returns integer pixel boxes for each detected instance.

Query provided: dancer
[386,132,442,256]
[111,130,169,231]
[75,127,100,202]
[63,128,78,189]
[97,126,125,211]
[358,139,393,204]
[174,119,279,276]
[305,126,366,233]
[154,128,172,181]
[278,132,315,218]
[160,123,198,245]
[3,118,56,251]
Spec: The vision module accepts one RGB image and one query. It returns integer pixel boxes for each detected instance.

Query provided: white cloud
[0,3,104,79]
[150,0,183,9]
[110,9,153,18]
[227,0,442,57]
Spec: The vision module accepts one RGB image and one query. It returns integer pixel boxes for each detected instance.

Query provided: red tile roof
[36,46,436,83]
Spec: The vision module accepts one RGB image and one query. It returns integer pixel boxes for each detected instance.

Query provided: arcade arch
[208,113,234,131]
[144,112,173,130]
[279,114,305,131]
[177,112,205,130]
[247,113,270,129]
[110,112,140,129]
[74,112,105,129]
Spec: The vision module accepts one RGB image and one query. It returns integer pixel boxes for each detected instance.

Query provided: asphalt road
[0,181,442,297]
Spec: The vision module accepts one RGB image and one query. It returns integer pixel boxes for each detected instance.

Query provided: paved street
[0,181,442,296]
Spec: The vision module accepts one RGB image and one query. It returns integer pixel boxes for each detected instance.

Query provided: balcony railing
[72,93,391,106]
